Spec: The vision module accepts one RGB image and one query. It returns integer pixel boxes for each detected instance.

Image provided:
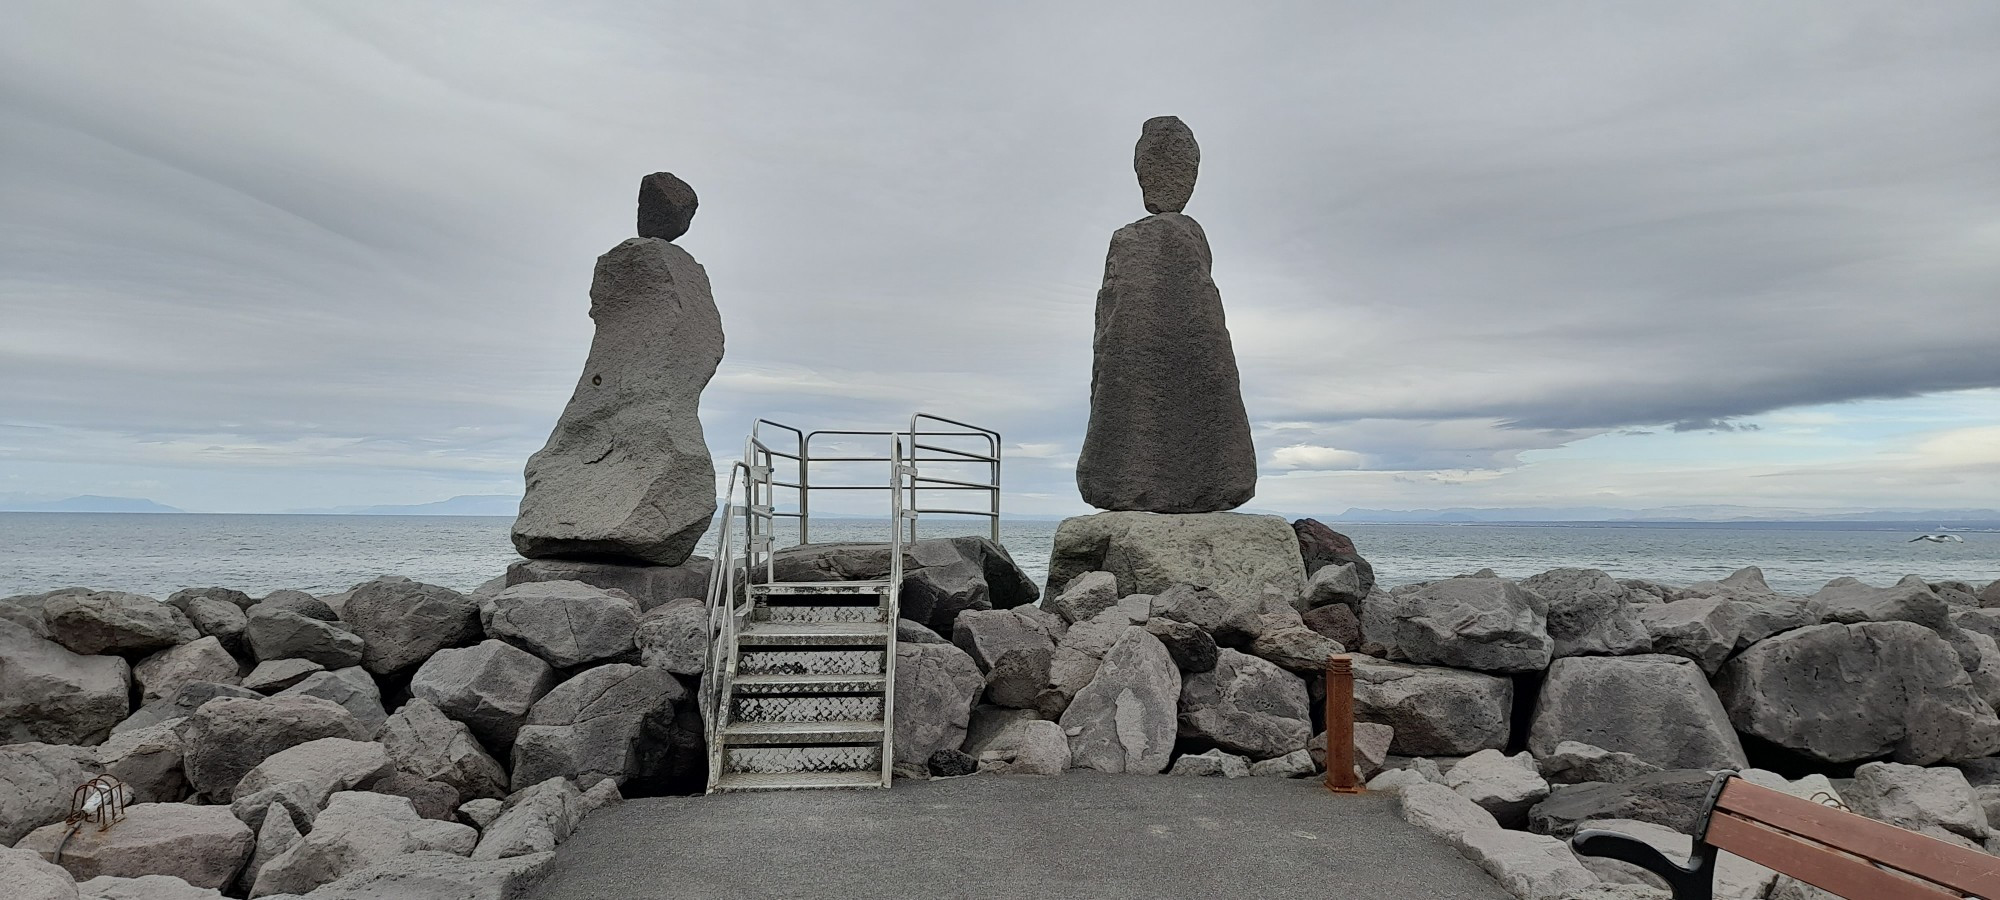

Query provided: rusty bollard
[1324,654,1363,794]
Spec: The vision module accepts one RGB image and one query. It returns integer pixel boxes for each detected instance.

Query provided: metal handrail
[700,460,752,791]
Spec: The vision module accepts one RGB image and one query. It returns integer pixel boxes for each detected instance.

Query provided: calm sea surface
[1,512,1995,599]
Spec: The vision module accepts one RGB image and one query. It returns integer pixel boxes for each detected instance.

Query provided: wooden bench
[1569,772,2000,900]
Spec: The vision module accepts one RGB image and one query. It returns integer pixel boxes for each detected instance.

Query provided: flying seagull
[1910,534,1965,543]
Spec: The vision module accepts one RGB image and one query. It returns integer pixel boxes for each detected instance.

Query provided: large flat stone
[1045,511,1307,612]
[0,619,130,745]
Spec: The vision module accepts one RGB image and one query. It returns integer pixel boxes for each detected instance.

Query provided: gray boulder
[503,557,712,612]
[1250,749,1315,778]
[952,608,1059,709]
[181,695,369,803]
[251,791,475,896]
[367,770,460,821]
[472,777,586,861]
[287,850,554,900]
[1808,575,1951,629]
[1452,828,1601,900]
[113,682,257,736]
[1520,568,1650,657]
[1362,576,1552,673]
[480,581,641,669]
[1393,781,1501,842]
[1441,749,1550,828]
[1,743,100,845]
[133,636,239,705]
[1060,627,1180,773]
[1075,202,1255,514]
[1635,598,1746,674]
[1311,722,1395,778]
[1044,512,1306,613]
[78,874,228,900]
[275,667,387,737]
[0,619,130,745]
[891,641,985,769]
[1305,562,1367,610]
[1292,519,1376,593]
[966,718,1069,776]
[1983,579,2000,608]
[634,597,707,675]
[1134,114,1198,214]
[1528,769,1730,837]
[96,720,188,803]
[243,608,364,669]
[896,619,947,644]
[340,580,482,675]
[511,663,681,791]
[229,737,393,831]
[44,592,197,656]
[1248,624,1341,675]
[1352,657,1512,756]
[886,536,1042,635]
[16,803,252,891]
[1048,571,1119,624]
[636,171,697,241]
[250,592,335,622]
[1715,621,2000,764]
[165,595,248,654]
[1,844,82,900]
[237,812,300,897]
[378,698,510,802]
[511,236,722,566]
[410,639,559,753]
[1177,648,1312,760]
[1153,582,1263,648]
[1846,761,1990,846]
[1539,741,1663,786]
[240,659,323,694]
[167,586,255,610]
[1528,654,1746,770]
[1143,616,1218,673]
[1169,749,1250,778]
[1035,619,1124,719]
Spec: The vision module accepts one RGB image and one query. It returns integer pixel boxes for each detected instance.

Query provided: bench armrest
[1570,828,1716,900]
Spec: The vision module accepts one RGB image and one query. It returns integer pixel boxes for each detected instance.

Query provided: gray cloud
[3,1,1998,514]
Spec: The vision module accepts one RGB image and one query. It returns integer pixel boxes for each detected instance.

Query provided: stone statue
[1075,117,1257,513]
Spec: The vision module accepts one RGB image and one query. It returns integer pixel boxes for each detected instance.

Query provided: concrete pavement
[525,773,1512,899]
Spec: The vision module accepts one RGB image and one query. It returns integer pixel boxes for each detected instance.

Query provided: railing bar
[909,442,994,461]
[911,508,1000,517]
[909,474,995,489]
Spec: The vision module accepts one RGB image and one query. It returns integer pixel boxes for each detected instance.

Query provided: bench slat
[1706,813,1960,900]
[1715,778,2000,897]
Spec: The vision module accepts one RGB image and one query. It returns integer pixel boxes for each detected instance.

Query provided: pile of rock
[0,578,650,899]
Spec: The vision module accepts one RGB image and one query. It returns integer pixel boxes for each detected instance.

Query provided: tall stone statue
[512,172,723,565]
[1075,117,1257,513]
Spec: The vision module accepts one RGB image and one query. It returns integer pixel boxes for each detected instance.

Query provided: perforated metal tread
[732,673,887,693]
[751,581,892,595]
[736,622,892,646]
[712,770,886,792]
[723,720,885,744]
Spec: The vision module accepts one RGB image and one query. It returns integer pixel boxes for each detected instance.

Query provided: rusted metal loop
[65,774,130,832]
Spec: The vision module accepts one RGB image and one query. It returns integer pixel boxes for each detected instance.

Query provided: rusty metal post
[1324,654,1362,793]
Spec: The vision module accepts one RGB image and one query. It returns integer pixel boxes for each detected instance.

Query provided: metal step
[753,603,885,624]
[736,622,891,647]
[733,694,884,723]
[736,648,885,676]
[732,673,887,694]
[721,720,885,745]
[712,770,886,792]
[752,581,892,596]
[724,744,881,775]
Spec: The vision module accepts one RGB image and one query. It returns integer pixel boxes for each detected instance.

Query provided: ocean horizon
[2,511,1994,601]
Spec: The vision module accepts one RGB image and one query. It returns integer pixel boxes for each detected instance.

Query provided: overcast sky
[3,1,1998,517]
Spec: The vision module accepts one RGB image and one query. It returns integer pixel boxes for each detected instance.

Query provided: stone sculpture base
[1044,511,1307,611]
[502,558,712,612]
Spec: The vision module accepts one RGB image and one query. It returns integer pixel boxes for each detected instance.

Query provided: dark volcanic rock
[340,579,482,675]
[1292,518,1376,592]
[45,591,198,656]
[927,749,977,778]
[503,557,712,612]
[636,171,698,241]
[511,235,723,566]
[1075,205,1255,514]
[1134,115,1199,214]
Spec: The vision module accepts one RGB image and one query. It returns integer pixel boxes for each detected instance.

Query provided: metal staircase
[700,414,1000,792]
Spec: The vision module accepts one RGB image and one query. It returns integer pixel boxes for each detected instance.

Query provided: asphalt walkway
[526,773,1512,900]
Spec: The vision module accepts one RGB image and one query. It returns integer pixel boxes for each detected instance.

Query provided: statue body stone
[513,174,722,565]
[1076,117,1256,513]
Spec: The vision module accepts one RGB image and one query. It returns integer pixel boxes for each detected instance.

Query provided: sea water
[1,512,1994,599]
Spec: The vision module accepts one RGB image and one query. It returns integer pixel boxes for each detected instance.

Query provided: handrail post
[1324,654,1363,794]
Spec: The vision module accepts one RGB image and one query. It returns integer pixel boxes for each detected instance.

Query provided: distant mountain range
[0,495,185,513]
[284,495,523,516]
[1325,505,2000,524]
